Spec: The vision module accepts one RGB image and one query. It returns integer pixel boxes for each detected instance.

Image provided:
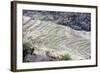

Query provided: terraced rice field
[23,16,91,62]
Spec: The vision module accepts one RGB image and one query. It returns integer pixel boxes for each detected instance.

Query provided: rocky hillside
[23,10,91,62]
[23,10,91,31]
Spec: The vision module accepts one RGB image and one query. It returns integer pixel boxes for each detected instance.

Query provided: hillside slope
[23,16,91,62]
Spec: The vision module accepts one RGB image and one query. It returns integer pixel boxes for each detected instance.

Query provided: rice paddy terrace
[23,16,91,62]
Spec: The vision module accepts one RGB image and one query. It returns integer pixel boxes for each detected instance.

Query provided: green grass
[62,54,72,60]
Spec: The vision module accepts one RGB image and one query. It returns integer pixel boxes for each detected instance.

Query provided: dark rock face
[23,10,91,31]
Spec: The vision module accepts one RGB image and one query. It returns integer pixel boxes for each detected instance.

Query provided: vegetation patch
[23,42,32,50]
[62,54,72,60]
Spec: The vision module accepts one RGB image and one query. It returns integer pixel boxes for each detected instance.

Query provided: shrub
[23,42,32,50]
[62,54,72,60]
